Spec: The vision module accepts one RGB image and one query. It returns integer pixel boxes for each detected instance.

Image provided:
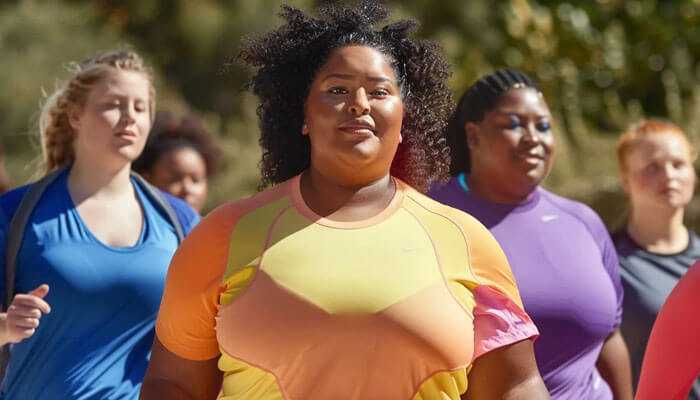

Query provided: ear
[67,107,82,132]
[619,171,630,194]
[465,122,480,149]
[399,132,403,143]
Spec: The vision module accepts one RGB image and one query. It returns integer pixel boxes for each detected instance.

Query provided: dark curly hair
[238,0,452,192]
[133,111,223,177]
[448,68,539,175]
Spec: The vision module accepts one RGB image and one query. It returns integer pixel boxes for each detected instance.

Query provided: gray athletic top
[613,229,700,399]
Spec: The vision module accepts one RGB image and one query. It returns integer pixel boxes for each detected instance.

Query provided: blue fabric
[0,170,198,399]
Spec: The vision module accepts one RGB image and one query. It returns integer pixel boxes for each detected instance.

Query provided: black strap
[130,172,185,243]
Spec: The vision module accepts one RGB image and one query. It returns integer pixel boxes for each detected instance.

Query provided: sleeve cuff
[472,285,539,360]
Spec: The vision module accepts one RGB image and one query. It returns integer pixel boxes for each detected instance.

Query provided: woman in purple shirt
[429,69,633,399]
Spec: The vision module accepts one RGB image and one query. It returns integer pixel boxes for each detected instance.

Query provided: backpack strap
[130,172,185,243]
[0,167,66,383]
[4,167,67,311]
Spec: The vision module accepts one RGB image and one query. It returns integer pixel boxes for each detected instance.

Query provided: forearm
[596,329,633,400]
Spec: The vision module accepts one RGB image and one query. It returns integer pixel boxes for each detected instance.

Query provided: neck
[626,205,688,254]
[300,166,395,220]
[467,170,536,204]
[68,156,134,203]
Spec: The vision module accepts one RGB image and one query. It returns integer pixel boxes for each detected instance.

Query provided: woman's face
[303,45,404,184]
[622,133,696,211]
[467,87,554,198]
[146,146,208,212]
[70,70,152,167]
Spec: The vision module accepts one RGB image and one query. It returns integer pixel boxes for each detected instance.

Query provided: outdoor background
[2,0,700,230]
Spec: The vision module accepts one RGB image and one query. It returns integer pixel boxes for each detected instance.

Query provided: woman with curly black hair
[142,2,548,399]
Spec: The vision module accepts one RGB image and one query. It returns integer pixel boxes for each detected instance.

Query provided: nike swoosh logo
[541,214,558,222]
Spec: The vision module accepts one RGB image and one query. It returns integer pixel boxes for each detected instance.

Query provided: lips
[115,130,138,140]
[338,119,376,135]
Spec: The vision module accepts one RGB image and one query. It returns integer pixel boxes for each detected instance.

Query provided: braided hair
[448,69,538,175]
[238,0,453,192]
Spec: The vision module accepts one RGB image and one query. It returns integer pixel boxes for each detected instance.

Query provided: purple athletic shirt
[428,176,623,400]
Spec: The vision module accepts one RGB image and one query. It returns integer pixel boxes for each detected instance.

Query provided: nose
[348,88,370,116]
[121,105,136,125]
[663,163,678,179]
[521,123,541,144]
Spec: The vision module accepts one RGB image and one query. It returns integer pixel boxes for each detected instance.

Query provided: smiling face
[467,87,554,201]
[70,69,153,168]
[622,133,696,211]
[303,45,404,185]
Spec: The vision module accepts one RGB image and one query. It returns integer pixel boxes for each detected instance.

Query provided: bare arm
[596,328,633,400]
[140,338,222,400]
[464,339,549,400]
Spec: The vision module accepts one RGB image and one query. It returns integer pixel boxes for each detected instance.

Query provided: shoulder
[0,185,31,224]
[158,191,200,234]
[540,188,609,235]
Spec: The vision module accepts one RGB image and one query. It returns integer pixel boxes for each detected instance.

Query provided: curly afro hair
[238,0,453,192]
[133,111,223,178]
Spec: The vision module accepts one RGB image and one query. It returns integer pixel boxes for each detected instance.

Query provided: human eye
[506,115,520,129]
[371,88,390,97]
[536,120,551,133]
[328,86,348,95]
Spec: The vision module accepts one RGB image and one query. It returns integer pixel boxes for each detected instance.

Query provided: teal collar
[457,172,469,192]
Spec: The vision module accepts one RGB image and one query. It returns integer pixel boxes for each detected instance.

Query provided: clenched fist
[0,284,51,345]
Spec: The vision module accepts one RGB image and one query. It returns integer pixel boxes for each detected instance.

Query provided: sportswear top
[156,174,538,400]
[0,169,199,399]
[428,175,623,400]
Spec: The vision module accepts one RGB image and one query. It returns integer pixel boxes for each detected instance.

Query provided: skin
[467,86,632,399]
[141,46,547,400]
[622,133,696,254]
[0,69,153,347]
[466,87,554,204]
[144,146,208,212]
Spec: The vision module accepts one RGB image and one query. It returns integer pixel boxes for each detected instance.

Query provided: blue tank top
[0,169,198,399]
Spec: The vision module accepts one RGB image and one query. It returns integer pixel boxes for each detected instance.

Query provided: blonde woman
[0,50,198,399]
[613,119,700,398]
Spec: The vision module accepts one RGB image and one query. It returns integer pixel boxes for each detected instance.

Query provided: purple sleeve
[600,229,623,328]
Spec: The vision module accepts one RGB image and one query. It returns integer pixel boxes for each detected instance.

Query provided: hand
[1,284,51,344]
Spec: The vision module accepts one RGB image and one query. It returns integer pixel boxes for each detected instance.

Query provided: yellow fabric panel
[218,351,284,400]
[412,368,470,400]
[260,208,444,314]
[219,266,257,306]
[225,197,292,280]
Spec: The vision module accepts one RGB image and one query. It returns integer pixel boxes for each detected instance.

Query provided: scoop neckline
[289,174,405,229]
[64,171,149,253]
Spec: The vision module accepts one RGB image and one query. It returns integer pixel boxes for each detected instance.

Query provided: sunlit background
[3,0,700,229]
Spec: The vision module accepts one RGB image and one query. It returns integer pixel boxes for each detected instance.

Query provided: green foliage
[3,0,700,226]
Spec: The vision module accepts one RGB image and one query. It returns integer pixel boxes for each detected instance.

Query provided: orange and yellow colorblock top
[155,175,538,400]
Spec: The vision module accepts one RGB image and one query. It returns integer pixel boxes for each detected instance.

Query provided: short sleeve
[155,204,239,361]
[450,210,539,359]
[576,203,623,328]
[636,262,700,400]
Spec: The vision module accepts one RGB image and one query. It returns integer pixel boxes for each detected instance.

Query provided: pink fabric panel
[472,284,539,360]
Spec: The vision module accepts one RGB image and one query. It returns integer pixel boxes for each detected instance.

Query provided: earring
[302,124,309,135]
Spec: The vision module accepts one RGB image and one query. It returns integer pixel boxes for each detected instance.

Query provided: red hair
[617,119,695,173]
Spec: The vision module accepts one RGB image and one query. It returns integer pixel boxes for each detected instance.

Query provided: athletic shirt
[636,262,700,400]
[428,175,623,400]
[614,229,700,399]
[156,174,538,400]
[0,169,199,400]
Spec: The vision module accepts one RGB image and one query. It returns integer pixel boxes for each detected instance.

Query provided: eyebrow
[321,73,395,83]
[495,110,550,119]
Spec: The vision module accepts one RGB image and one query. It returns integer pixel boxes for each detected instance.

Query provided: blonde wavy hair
[38,50,155,174]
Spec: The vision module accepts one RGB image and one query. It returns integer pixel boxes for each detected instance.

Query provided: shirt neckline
[454,173,541,213]
[289,174,406,229]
